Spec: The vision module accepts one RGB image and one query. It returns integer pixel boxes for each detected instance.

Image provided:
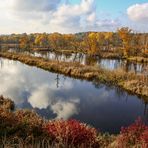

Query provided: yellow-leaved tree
[83,32,99,55]
[117,27,132,57]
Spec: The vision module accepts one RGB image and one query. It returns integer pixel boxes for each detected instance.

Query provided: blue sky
[0,0,148,34]
[70,0,147,11]
[68,0,148,15]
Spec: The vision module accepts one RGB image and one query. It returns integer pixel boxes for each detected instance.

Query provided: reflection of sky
[0,58,78,120]
[32,51,147,74]
[0,57,147,133]
[100,59,122,70]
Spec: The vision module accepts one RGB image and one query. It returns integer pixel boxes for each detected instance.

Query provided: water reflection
[0,57,147,133]
[31,51,147,74]
[8,49,147,74]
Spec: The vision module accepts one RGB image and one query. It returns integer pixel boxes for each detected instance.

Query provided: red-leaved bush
[44,119,99,147]
[116,118,148,147]
[141,130,148,147]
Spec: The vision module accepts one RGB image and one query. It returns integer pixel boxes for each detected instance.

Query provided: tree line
[0,27,148,57]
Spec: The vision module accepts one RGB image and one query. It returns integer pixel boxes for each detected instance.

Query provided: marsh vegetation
[0,96,148,148]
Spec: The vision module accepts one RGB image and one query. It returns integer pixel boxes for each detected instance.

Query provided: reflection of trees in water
[104,84,128,101]
[55,74,60,88]
[92,80,104,89]
[15,50,147,75]
[93,78,148,122]
[54,74,68,88]
[56,53,62,61]
[92,79,126,98]
[144,103,148,115]
[123,60,130,72]
[65,53,72,61]
[0,58,3,68]
[114,86,128,101]
[122,60,146,74]
[40,51,49,59]
[143,103,148,123]
[85,55,98,66]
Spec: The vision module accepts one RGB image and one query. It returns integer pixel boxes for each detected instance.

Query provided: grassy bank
[0,52,148,100]
[34,49,148,62]
[0,96,148,148]
[127,56,148,63]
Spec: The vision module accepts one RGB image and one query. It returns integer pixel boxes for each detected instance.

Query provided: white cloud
[127,3,148,23]
[86,12,96,24]
[48,0,96,32]
[9,0,61,12]
[0,0,122,33]
[2,0,147,33]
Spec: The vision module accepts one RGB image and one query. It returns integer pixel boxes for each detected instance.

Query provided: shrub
[141,130,148,147]
[0,109,46,142]
[0,95,14,111]
[0,108,18,137]
[44,119,99,147]
[116,118,148,147]
[15,110,45,139]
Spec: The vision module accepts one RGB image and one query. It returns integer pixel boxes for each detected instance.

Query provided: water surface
[0,57,147,133]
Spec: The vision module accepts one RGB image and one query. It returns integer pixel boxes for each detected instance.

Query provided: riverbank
[0,96,147,148]
[34,49,123,59]
[0,52,148,100]
[34,49,148,63]
[127,56,148,63]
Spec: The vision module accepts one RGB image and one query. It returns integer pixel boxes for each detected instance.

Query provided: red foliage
[141,129,148,145]
[44,119,99,147]
[117,118,148,147]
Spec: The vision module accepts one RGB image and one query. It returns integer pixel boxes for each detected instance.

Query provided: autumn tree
[97,32,105,50]
[34,33,49,47]
[83,32,99,55]
[48,33,63,50]
[19,34,30,50]
[117,27,133,57]
[63,34,83,51]
[104,32,113,50]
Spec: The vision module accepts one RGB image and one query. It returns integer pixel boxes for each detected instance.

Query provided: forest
[0,27,148,58]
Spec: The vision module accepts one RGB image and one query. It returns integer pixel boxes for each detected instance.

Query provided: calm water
[31,51,147,74]
[0,57,148,134]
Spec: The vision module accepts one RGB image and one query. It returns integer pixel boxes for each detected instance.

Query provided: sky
[0,0,148,34]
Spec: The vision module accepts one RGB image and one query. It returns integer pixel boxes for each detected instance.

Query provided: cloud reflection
[28,84,80,119]
[0,58,79,119]
[51,99,80,119]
